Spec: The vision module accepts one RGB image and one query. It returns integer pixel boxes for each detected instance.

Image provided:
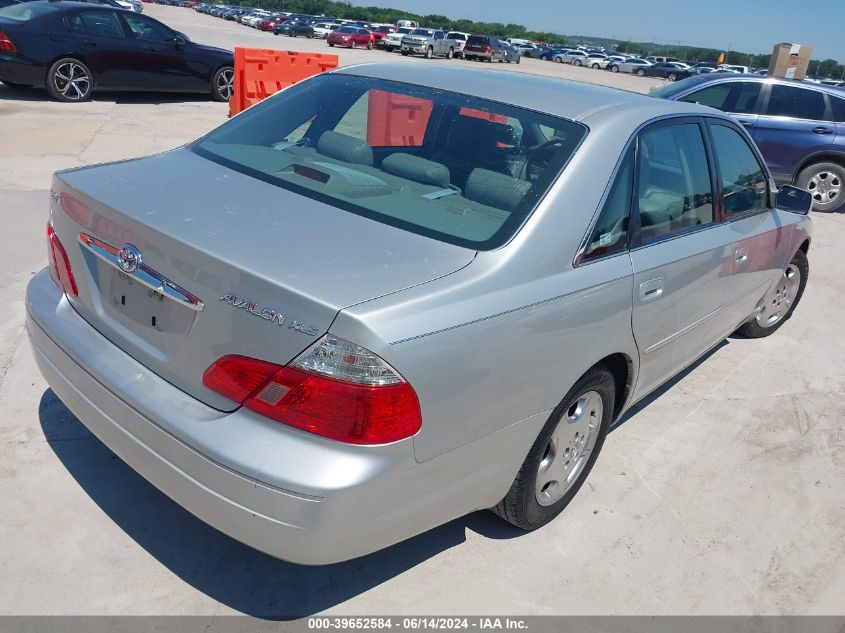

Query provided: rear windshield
[467,35,489,45]
[192,74,586,250]
[0,2,56,20]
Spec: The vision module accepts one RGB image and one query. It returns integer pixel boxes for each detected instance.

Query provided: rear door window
[680,81,761,114]
[635,122,714,243]
[833,95,845,122]
[765,85,827,121]
[74,10,125,38]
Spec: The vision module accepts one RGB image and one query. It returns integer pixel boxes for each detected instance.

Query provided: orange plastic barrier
[229,47,338,117]
[366,90,434,147]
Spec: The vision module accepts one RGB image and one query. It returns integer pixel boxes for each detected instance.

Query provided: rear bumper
[27,269,538,564]
[0,56,44,87]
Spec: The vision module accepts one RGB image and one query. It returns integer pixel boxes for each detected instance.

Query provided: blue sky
[349,0,844,61]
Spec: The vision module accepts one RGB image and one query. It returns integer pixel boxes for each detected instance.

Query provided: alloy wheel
[216,68,234,100]
[756,264,801,328]
[807,170,841,207]
[53,61,90,101]
[535,391,603,506]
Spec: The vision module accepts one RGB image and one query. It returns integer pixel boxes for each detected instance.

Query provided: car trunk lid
[50,149,475,411]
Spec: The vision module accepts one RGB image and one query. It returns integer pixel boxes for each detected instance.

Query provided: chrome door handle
[735,248,748,263]
[812,127,832,135]
[639,277,664,303]
[738,120,754,127]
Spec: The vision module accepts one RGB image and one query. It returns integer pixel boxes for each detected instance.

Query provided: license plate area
[104,269,193,335]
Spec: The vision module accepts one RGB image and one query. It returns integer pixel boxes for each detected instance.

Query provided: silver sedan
[28,64,812,565]
[610,57,652,73]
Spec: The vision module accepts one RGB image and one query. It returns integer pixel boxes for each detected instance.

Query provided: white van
[396,19,418,29]
[507,38,532,47]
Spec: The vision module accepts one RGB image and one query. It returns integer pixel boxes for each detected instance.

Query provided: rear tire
[575,59,582,66]
[446,47,453,59]
[492,365,615,530]
[611,65,619,72]
[668,73,677,81]
[636,68,645,76]
[737,249,808,338]
[591,63,600,69]
[795,161,845,212]
[367,41,373,49]
[210,65,234,102]
[46,58,93,102]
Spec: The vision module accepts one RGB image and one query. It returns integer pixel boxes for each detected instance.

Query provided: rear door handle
[639,277,664,303]
[81,39,98,46]
[812,127,833,135]
[738,120,754,128]
[735,247,749,263]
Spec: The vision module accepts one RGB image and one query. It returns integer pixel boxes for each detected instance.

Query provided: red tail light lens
[202,355,280,403]
[485,45,492,53]
[203,343,422,445]
[47,224,78,297]
[0,32,17,55]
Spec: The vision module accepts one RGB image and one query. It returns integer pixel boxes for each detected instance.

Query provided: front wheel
[425,46,433,59]
[591,63,600,69]
[554,56,562,63]
[211,65,234,102]
[737,249,808,338]
[667,73,678,81]
[446,47,453,59]
[367,41,373,49]
[575,59,582,66]
[47,58,93,102]
[795,161,844,212]
[611,65,619,72]
[492,365,614,530]
[636,68,645,77]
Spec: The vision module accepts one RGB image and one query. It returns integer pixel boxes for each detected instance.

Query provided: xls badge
[219,293,320,336]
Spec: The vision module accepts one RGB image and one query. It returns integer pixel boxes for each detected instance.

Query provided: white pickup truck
[383,27,413,52]
[400,28,462,59]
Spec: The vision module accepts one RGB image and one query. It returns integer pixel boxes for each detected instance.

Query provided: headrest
[465,168,531,212]
[381,153,451,188]
[317,130,373,165]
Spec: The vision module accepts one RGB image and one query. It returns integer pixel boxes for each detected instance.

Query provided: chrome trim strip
[79,233,204,312]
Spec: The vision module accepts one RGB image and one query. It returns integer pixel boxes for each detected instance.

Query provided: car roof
[659,72,845,97]
[335,63,719,123]
[8,0,116,14]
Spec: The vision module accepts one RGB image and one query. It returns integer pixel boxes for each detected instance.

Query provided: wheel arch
[594,352,635,421]
[46,54,93,85]
[791,151,845,184]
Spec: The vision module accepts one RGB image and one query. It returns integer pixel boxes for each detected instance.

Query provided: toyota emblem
[118,244,142,273]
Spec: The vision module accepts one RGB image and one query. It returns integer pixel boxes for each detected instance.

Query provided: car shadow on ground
[0,85,215,105]
[38,389,522,619]
[610,339,728,432]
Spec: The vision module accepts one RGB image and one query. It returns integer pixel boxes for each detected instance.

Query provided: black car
[639,62,694,81]
[273,19,313,37]
[0,1,234,102]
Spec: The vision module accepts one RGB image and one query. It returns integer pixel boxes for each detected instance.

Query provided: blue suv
[653,75,845,212]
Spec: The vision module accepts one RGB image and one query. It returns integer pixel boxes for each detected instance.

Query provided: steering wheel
[524,137,566,179]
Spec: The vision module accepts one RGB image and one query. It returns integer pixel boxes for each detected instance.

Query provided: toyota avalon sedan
[0,0,233,101]
[27,64,812,564]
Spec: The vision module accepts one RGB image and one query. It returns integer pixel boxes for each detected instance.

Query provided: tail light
[47,224,78,297]
[203,335,422,445]
[0,32,17,55]
[485,45,492,53]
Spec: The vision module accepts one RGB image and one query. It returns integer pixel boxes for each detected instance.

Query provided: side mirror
[776,185,813,215]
